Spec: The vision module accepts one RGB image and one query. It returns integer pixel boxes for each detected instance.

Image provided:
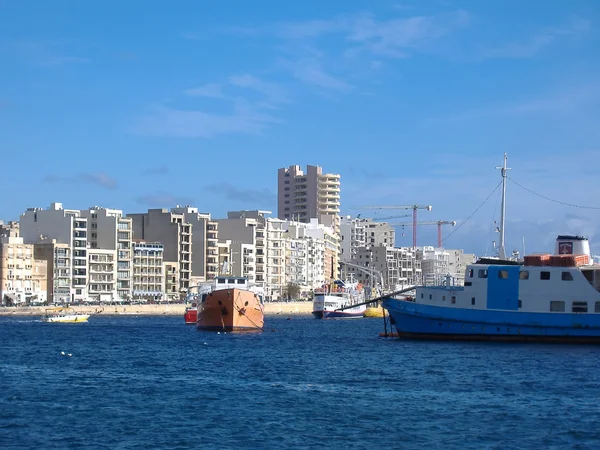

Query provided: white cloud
[185,83,225,99]
[129,104,280,138]
[480,16,591,59]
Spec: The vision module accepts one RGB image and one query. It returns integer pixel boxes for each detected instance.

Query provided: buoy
[61,351,65,356]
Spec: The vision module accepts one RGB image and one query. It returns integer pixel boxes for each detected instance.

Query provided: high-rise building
[127,209,192,294]
[88,248,117,302]
[80,207,133,300]
[132,241,165,301]
[170,206,219,282]
[20,202,89,303]
[277,165,341,280]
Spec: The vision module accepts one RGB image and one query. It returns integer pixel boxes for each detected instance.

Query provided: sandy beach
[0,301,314,317]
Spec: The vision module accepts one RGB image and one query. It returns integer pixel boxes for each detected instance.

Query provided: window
[550,301,565,312]
[468,269,474,278]
[519,271,529,280]
[478,269,488,279]
[471,297,476,305]
[442,296,446,301]
[498,270,509,279]
[451,296,456,304]
[518,300,522,308]
[561,272,573,281]
[572,302,588,313]
[595,302,600,313]
[540,271,550,280]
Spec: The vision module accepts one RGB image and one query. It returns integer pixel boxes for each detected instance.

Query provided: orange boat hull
[196,288,264,331]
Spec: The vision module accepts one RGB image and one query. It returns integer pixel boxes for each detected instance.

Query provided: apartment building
[347,246,421,291]
[132,241,164,301]
[170,206,219,281]
[419,247,476,286]
[163,261,180,300]
[33,239,72,304]
[277,165,341,279]
[80,207,132,300]
[340,216,366,261]
[283,219,333,289]
[88,248,117,302]
[0,220,20,238]
[128,209,192,293]
[1,234,48,305]
[20,202,89,302]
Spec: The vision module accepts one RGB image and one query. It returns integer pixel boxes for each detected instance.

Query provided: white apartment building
[170,206,219,281]
[128,209,192,293]
[419,247,476,286]
[347,246,421,291]
[217,210,287,300]
[88,248,117,302]
[132,241,165,301]
[0,234,47,305]
[80,207,133,301]
[340,216,366,261]
[20,202,89,302]
[283,219,332,291]
[277,165,341,279]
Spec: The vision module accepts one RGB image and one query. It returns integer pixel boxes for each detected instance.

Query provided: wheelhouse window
[451,296,456,304]
[572,302,588,313]
[468,269,474,278]
[471,297,475,305]
[540,271,550,280]
[550,301,565,312]
[519,271,529,280]
[596,301,600,313]
[217,278,226,284]
[498,270,509,279]
[561,272,573,281]
[478,269,488,279]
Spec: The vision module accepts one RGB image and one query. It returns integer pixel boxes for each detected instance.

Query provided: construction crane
[358,205,432,247]
[371,214,411,221]
[388,220,457,248]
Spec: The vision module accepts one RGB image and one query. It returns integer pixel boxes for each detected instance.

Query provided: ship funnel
[555,235,592,265]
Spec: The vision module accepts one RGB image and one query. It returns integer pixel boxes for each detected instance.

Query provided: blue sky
[1,0,599,256]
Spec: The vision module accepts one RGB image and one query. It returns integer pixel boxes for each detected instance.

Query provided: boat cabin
[214,276,249,289]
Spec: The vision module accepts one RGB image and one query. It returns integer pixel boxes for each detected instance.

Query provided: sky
[1,0,599,256]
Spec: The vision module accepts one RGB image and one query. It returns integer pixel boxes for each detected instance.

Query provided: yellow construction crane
[387,220,457,248]
[358,204,432,247]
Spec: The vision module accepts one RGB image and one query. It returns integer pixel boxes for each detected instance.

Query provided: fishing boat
[313,280,367,319]
[184,304,197,324]
[41,307,90,323]
[382,154,600,342]
[191,276,265,331]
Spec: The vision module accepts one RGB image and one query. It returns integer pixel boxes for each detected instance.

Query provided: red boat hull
[184,307,197,324]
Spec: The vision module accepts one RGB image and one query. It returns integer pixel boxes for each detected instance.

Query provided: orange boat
[194,276,265,331]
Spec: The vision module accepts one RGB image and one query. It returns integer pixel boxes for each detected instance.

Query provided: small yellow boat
[42,307,90,323]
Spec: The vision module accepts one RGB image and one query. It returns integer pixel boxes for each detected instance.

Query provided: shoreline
[0,301,314,317]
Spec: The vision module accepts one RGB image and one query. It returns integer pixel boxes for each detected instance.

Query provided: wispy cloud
[134,73,289,138]
[143,165,169,175]
[130,104,280,138]
[206,182,276,204]
[135,192,193,207]
[185,83,225,99]
[429,82,600,122]
[280,59,353,91]
[480,16,591,59]
[8,40,90,66]
[44,173,117,189]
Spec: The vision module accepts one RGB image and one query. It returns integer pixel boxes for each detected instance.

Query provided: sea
[1,315,600,450]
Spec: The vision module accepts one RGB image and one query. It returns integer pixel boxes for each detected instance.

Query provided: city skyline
[1,0,599,256]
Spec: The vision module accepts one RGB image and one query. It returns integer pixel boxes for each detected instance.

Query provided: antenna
[495,153,511,260]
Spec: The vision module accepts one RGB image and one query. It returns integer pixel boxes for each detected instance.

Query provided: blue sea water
[1,315,600,450]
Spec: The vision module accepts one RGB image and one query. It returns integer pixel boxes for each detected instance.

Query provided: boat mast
[496,153,511,260]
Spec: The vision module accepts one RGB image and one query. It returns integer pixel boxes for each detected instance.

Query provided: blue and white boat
[383,154,600,343]
[313,279,367,319]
